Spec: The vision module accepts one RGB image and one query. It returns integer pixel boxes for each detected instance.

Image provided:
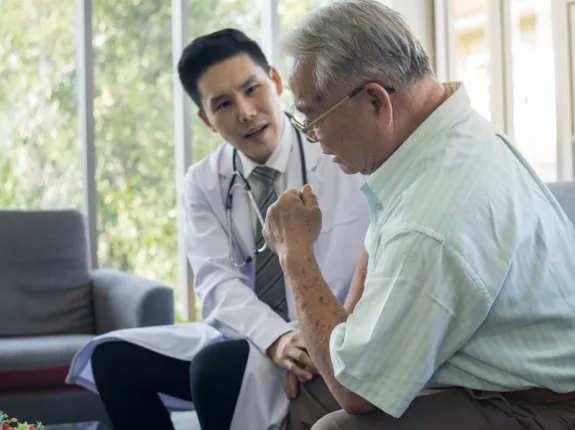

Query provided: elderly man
[262,0,575,429]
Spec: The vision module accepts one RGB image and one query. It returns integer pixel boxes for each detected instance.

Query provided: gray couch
[547,181,575,226]
[0,210,175,427]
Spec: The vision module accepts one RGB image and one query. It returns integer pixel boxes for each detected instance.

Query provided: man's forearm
[280,247,375,413]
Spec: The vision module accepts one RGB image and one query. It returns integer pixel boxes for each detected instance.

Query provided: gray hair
[282,0,432,94]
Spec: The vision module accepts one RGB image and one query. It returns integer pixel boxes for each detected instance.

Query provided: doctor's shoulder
[183,142,229,188]
[182,142,230,204]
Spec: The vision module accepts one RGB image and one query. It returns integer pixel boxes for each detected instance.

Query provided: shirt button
[376,203,383,211]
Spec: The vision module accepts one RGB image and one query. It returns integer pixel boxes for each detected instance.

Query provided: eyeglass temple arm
[302,96,352,133]
[301,84,369,133]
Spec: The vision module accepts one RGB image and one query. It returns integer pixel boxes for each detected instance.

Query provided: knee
[91,341,123,378]
[91,341,144,381]
[311,412,343,430]
[188,345,218,392]
[189,339,249,394]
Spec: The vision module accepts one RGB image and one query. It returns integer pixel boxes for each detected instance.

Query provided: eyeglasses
[288,83,395,143]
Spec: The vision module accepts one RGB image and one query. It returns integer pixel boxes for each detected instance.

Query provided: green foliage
[0,410,44,429]
[0,0,324,321]
[278,0,329,106]
[91,0,177,292]
[0,1,82,209]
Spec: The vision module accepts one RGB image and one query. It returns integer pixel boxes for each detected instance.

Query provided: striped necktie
[251,166,288,321]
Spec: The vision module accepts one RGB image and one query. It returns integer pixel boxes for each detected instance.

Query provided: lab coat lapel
[218,144,255,265]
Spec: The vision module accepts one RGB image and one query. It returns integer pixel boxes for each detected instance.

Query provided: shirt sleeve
[329,229,492,418]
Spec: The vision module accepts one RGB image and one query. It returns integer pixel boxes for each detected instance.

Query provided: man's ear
[269,66,284,96]
[365,83,393,117]
[198,111,217,132]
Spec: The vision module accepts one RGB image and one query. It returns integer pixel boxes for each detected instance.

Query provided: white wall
[388,0,437,71]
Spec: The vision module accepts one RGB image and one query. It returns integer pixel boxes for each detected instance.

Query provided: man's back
[374,84,575,393]
[429,112,575,393]
[336,83,575,417]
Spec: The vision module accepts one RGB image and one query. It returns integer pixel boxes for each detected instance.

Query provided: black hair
[177,28,270,112]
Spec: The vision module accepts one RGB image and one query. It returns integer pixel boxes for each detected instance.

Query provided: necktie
[251,166,288,321]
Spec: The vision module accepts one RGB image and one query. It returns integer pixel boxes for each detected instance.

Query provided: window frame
[434,0,575,181]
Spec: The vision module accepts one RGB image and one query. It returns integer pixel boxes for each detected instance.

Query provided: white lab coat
[66,130,369,430]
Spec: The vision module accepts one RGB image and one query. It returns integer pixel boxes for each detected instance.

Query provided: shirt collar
[364,81,470,206]
[237,116,293,178]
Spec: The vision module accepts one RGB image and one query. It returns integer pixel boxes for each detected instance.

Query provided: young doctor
[65,28,369,430]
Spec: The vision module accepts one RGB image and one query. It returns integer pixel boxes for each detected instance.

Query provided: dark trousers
[289,377,575,430]
[91,339,249,430]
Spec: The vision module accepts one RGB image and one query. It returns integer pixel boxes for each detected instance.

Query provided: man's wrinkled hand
[263,184,322,256]
[266,329,318,381]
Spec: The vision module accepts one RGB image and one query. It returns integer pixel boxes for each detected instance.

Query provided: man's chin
[338,163,358,175]
[247,143,277,164]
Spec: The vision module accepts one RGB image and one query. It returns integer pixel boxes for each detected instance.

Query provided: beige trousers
[287,377,575,430]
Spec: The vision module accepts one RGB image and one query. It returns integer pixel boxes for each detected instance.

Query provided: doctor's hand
[263,184,322,257]
[266,329,318,382]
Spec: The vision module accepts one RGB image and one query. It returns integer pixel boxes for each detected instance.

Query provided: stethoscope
[226,121,308,268]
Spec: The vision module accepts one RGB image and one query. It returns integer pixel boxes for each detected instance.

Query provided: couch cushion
[0,335,93,393]
[547,181,575,227]
[0,210,95,336]
[0,335,94,371]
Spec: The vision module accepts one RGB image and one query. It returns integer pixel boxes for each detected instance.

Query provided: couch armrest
[92,268,174,334]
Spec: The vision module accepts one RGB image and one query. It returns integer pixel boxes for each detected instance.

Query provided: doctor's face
[197,54,285,165]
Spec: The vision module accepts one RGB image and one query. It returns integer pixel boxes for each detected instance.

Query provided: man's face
[197,54,285,164]
[290,62,393,175]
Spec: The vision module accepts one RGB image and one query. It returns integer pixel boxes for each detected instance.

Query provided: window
[278,0,330,106]
[5,0,435,323]
[453,0,491,121]
[188,0,262,162]
[444,0,565,180]
[0,0,82,209]
[510,0,557,181]
[93,1,178,304]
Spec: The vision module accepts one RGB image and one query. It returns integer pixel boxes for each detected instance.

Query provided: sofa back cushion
[547,181,575,228]
[0,210,94,336]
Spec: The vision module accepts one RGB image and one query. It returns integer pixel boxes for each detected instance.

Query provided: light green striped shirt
[330,82,575,418]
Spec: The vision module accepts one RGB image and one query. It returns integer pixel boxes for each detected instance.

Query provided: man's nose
[237,97,257,122]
